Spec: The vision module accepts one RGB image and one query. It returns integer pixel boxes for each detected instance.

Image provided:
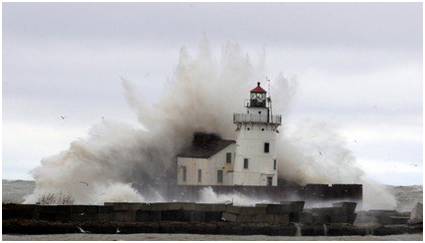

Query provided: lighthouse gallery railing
[233,113,282,125]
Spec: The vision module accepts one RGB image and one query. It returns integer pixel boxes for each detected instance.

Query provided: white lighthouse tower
[232,82,282,186]
[177,82,281,187]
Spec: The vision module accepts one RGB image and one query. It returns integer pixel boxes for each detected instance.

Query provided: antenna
[266,77,272,121]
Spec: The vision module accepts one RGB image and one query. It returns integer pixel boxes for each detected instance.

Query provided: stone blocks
[385,216,410,225]
[264,204,294,214]
[251,214,275,223]
[225,205,266,215]
[2,204,37,220]
[221,204,289,224]
[112,211,136,222]
[136,210,149,222]
[3,200,359,226]
[347,213,357,224]
[281,201,305,212]
[257,202,304,222]
[299,211,314,224]
[221,212,238,222]
[148,211,162,221]
[329,207,348,223]
[409,202,423,224]
[188,210,206,222]
[196,203,227,212]
[70,205,99,214]
[310,202,357,224]
[332,202,357,214]
[366,210,406,225]
[274,214,290,224]
[204,211,222,222]
[258,201,305,216]
[104,202,149,211]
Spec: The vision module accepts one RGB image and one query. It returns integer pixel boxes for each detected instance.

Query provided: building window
[226,152,232,163]
[244,158,249,169]
[217,170,223,183]
[274,159,277,170]
[198,169,202,183]
[267,177,273,186]
[264,142,270,153]
[182,166,187,182]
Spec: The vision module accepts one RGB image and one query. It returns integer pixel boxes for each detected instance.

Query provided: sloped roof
[251,82,267,93]
[178,138,235,159]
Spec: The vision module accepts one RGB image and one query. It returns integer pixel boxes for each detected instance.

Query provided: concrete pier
[2,201,422,236]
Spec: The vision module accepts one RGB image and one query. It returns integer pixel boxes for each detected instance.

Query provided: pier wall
[3,201,422,235]
[3,201,358,225]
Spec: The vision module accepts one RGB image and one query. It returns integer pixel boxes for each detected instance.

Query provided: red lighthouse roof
[250,82,267,93]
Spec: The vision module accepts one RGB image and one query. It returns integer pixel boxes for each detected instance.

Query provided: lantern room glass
[250,92,267,107]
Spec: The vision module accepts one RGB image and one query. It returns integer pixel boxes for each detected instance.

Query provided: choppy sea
[2,180,423,241]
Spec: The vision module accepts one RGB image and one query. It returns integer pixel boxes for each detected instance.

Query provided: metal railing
[233,113,282,125]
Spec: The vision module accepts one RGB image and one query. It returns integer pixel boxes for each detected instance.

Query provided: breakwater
[2,201,422,236]
[138,183,363,203]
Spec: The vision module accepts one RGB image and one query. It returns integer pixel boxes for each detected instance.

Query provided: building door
[267,177,273,186]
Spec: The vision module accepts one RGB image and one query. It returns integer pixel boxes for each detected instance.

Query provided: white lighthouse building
[232,82,281,186]
[177,82,281,186]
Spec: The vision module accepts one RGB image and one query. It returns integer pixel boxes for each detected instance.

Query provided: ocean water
[2,180,35,204]
[2,180,423,241]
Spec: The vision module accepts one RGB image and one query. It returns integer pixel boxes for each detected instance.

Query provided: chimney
[193,132,221,146]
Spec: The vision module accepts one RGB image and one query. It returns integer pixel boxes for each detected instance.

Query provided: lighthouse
[232,82,281,186]
[175,81,362,202]
[177,82,281,187]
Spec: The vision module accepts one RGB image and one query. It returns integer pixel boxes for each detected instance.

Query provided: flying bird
[60,116,66,120]
[318,151,322,156]
[116,228,121,234]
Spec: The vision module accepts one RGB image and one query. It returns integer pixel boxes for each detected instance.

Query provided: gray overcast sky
[2,2,423,185]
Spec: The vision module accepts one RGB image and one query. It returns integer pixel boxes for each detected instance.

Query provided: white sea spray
[24,37,396,209]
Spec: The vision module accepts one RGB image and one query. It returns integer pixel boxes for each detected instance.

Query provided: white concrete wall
[177,143,236,186]
[234,122,278,186]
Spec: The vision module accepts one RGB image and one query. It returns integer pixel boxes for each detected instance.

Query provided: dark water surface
[2,233,423,241]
